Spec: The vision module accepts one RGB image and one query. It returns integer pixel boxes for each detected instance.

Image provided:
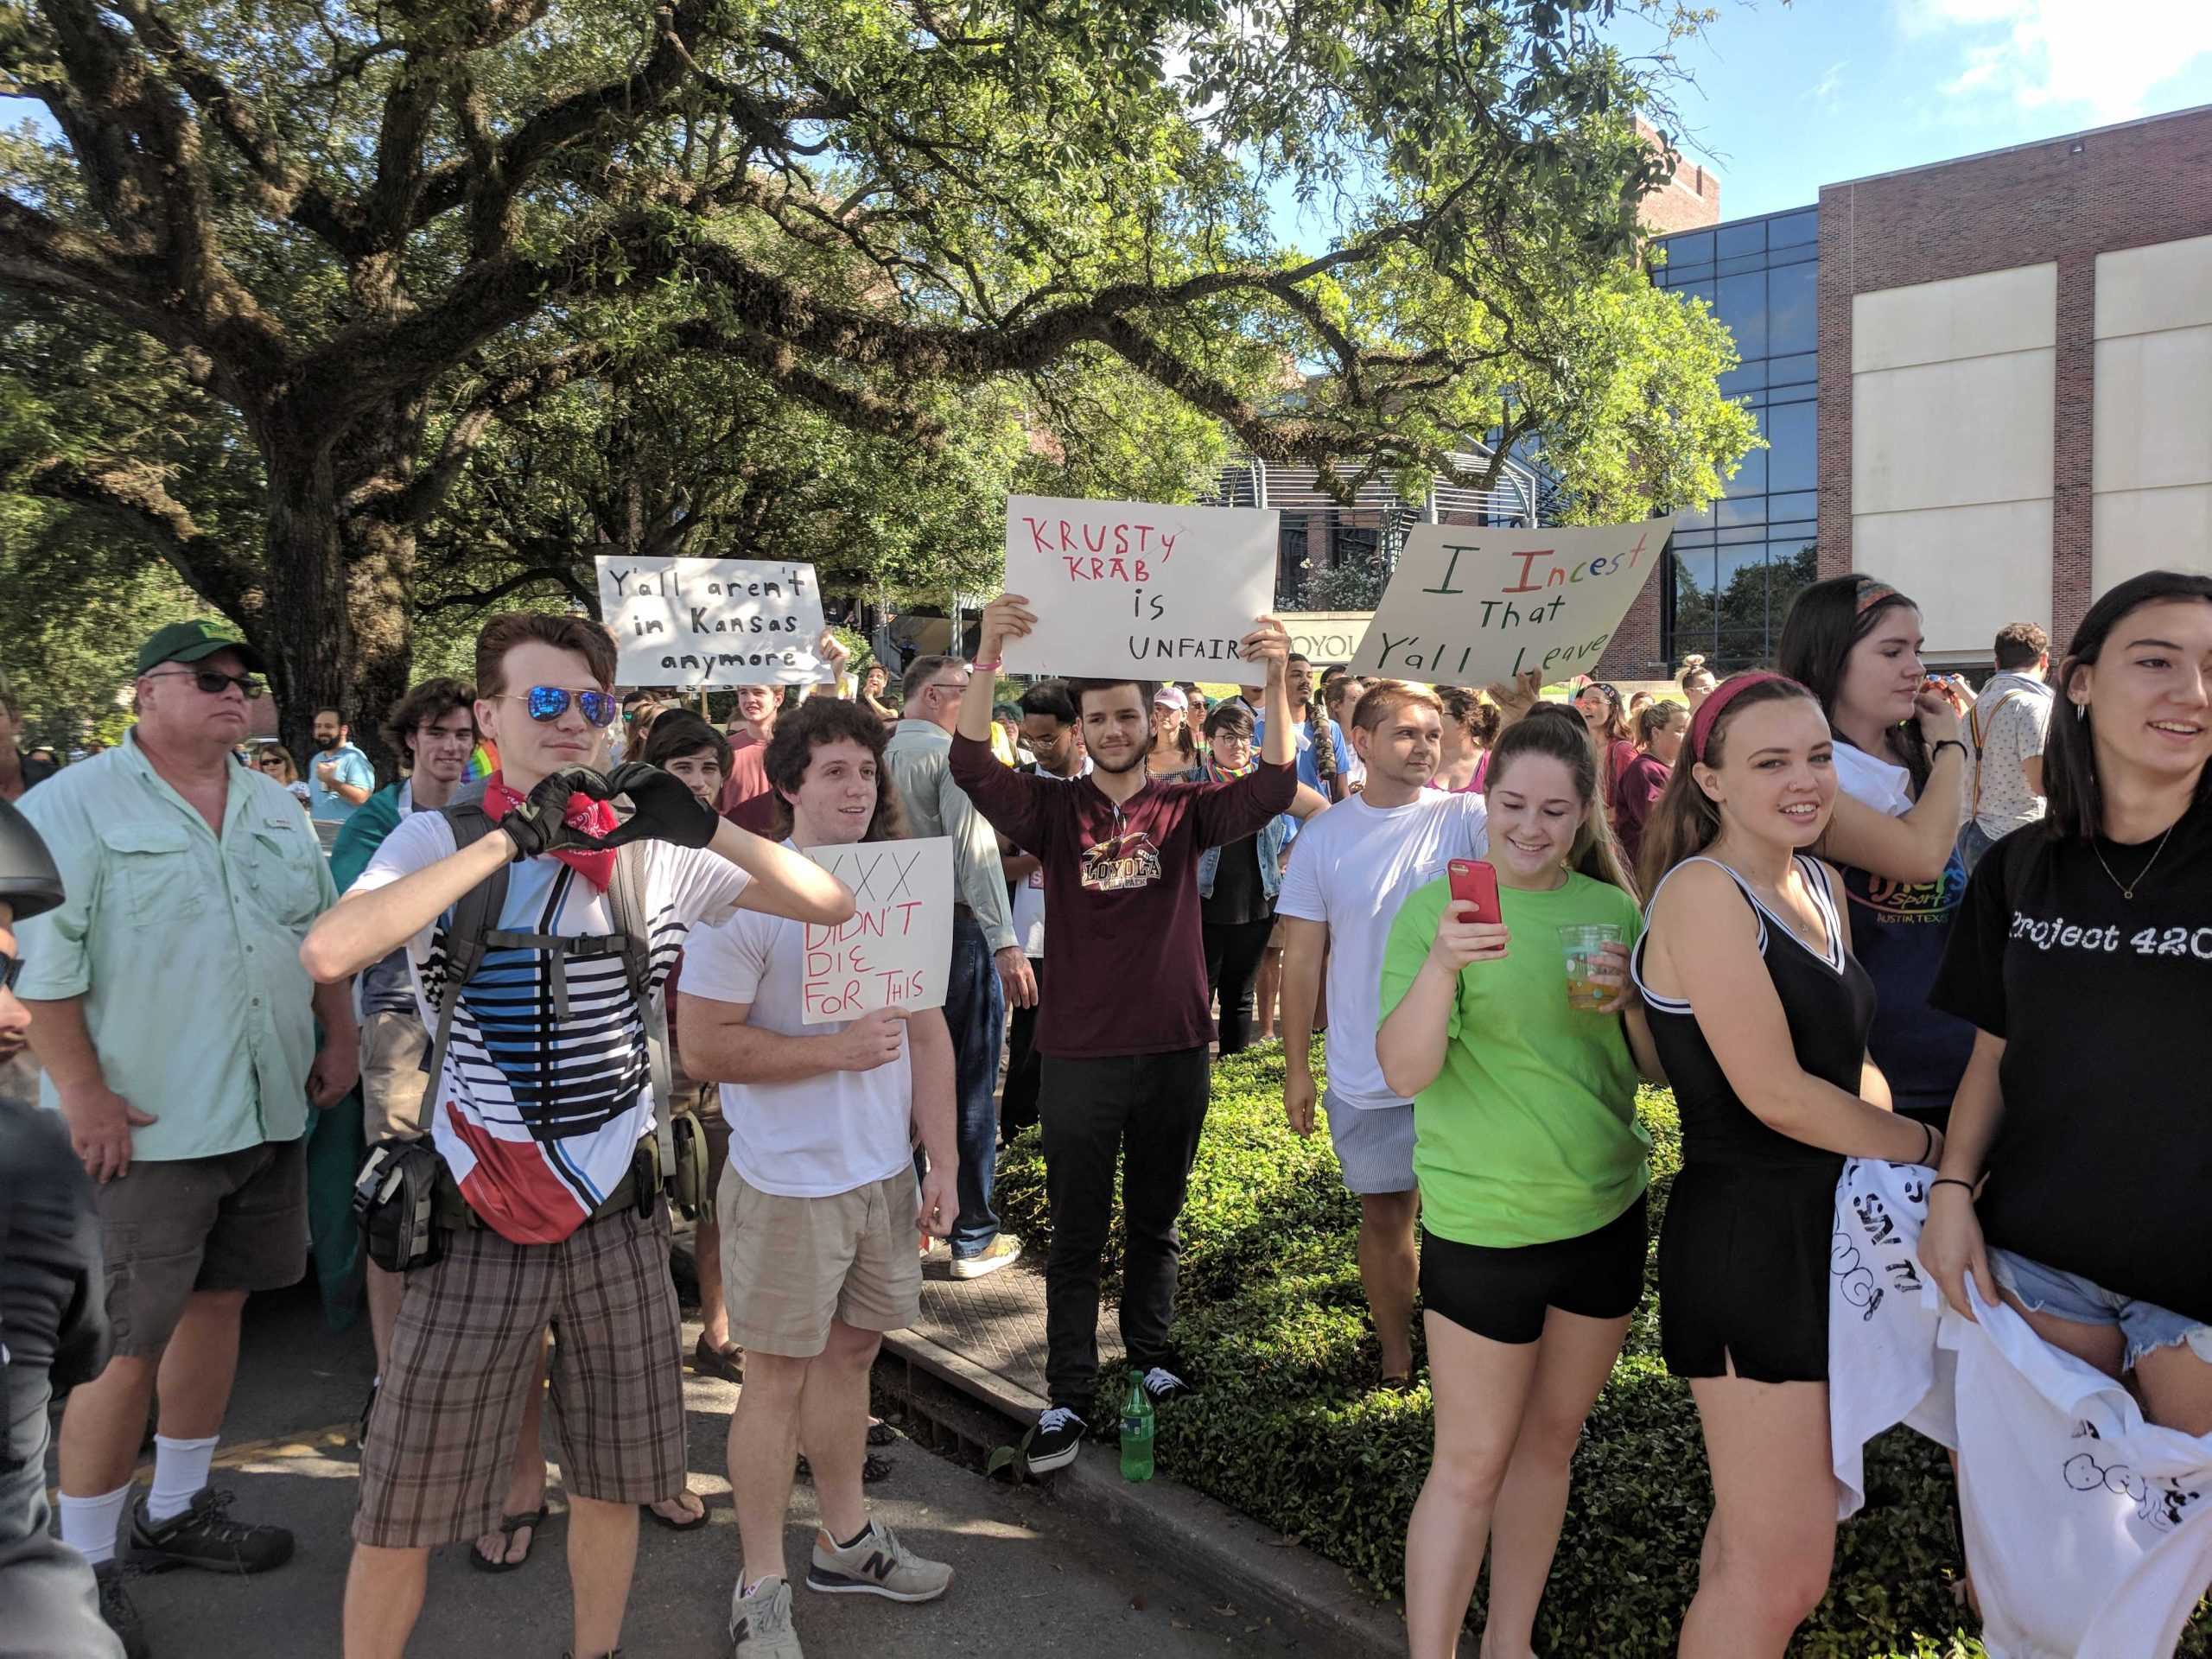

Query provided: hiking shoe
[729,1575,804,1657]
[1137,1363,1193,1405]
[949,1234,1023,1281]
[128,1489,294,1574]
[806,1520,951,1603]
[95,1561,150,1659]
[1026,1403,1087,1473]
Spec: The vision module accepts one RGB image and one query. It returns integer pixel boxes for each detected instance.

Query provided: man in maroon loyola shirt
[949,594,1297,1472]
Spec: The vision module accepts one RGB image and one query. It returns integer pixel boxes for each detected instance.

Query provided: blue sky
[1621,0,2212,219]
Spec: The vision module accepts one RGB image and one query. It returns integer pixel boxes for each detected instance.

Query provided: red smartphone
[1447,859,1502,926]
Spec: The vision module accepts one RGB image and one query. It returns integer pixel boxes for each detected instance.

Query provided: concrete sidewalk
[63,1283,1325,1659]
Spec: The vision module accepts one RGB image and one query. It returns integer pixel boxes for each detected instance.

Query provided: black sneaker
[1026,1403,1088,1473]
[95,1561,150,1659]
[128,1489,294,1574]
[1136,1362,1193,1405]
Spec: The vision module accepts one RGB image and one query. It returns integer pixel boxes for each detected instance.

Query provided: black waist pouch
[353,1141,448,1273]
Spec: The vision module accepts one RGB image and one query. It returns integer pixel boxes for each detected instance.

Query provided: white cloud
[1803,59,1849,108]
[1895,0,2212,119]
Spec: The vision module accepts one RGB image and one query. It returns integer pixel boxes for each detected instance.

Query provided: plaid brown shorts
[353,1199,684,1549]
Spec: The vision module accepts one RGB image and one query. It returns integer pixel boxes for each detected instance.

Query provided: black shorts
[1420,1192,1648,1345]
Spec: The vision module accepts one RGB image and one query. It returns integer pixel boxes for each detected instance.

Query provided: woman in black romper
[1632,674,1946,1658]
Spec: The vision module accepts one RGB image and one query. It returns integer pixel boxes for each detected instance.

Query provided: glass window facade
[1651,207,1821,672]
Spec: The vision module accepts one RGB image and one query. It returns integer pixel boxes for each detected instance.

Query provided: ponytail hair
[1484,703,1638,899]
[1636,676,1821,899]
[1634,700,1686,750]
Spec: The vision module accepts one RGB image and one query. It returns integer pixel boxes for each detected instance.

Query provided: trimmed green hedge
[996,1041,2210,1658]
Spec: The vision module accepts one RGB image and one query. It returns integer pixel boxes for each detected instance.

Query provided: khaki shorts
[717,1165,921,1358]
[360,1009,432,1146]
[95,1140,308,1358]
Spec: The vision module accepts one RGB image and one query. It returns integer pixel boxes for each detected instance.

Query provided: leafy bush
[997,1042,2210,1658]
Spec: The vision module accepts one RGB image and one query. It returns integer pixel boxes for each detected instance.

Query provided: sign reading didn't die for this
[1347,518,1674,688]
[1001,495,1280,686]
[798,836,956,1024]
[596,556,830,687]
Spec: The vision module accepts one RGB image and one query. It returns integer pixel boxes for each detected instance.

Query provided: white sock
[59,1484,135,1567]
[148,1433,219,1522]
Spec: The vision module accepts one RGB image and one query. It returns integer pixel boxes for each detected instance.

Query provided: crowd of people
[0,559,2205,1659]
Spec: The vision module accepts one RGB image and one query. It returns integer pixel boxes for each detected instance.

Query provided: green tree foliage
[0,0,1746,766]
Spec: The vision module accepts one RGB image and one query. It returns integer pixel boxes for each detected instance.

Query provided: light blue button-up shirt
[16,734,337,1160]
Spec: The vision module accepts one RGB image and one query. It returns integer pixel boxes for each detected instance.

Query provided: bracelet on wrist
[1931,739,1967,761]
[971,658,1002,673]
[1929,1176,1975,1196]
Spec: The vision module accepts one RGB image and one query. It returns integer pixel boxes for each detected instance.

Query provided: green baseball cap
[136,619,267,677]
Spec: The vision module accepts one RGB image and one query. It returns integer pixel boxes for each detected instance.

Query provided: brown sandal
[468,1504,546,1573]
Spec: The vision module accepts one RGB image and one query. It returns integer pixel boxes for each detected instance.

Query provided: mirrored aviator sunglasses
[521,685,620,726]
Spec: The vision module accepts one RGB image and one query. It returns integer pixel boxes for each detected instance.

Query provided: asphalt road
[74,1281,1311,1659]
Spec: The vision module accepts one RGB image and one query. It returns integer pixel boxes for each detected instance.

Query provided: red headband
[1688,671,1793,764]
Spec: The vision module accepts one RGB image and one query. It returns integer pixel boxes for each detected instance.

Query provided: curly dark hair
[380,677,478,766]
[760,696,906,842]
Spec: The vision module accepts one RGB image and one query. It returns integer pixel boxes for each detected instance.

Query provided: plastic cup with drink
[1559,923,1625,1013]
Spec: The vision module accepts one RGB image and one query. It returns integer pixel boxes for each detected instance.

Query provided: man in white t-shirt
[1275,681,1488,1388]
[678,696,959,1659]
[299,612,855,1659]
[1963,620,2055,872]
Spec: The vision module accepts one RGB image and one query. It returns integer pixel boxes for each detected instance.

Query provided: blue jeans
[944,914,1008,1258]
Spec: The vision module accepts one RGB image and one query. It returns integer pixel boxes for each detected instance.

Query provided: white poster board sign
[1347,519,1673,686]
[1281,611,1374,665]
[1001,495,1279,685]
[596,556,830,688]
[798,836,955,1023]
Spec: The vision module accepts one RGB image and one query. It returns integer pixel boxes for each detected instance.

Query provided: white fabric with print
[1829,1157,2212,1658]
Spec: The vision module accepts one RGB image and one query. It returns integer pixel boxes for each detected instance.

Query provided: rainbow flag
[467,740,499,782]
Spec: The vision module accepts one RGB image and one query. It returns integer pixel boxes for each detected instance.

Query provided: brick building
[1604,102,2212,679]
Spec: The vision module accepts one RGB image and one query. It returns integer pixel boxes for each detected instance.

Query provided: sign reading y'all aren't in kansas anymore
[596,556,831,687]
[1001,495,1279,686]
[798,836,956,1024]
[1347,518,1675,687]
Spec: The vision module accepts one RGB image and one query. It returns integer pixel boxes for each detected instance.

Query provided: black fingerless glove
[601,762,720,849]
[499,766,614,861]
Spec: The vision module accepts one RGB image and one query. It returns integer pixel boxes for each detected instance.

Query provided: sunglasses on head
[506,686,620,727]
[156,667,266,699]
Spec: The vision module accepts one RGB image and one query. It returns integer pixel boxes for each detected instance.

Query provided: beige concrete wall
[1850,264,2058,651]
[2094,236,2212,588]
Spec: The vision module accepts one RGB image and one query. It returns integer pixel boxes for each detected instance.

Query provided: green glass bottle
[1119,1374,1155,1482]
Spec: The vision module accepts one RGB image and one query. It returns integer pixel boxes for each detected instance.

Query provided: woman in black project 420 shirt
[1921,569,2212,1436]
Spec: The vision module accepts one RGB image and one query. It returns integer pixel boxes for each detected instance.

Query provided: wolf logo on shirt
[1081,830,1161,892]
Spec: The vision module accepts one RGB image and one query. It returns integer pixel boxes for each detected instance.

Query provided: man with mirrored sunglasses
[301,611,855,1659]
[14,618,357,1652]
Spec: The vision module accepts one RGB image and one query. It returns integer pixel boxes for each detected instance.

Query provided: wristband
[1929,1176,1975,1196]
[1932,739,1968,762]
[1918,1120,1935,1166]
[971,658,1002,673]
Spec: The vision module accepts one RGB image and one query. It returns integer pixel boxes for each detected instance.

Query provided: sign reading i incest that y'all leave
[798,836,956,1024]
[595,556,830,688]
[1347,518,1675,687]
[1001,495,1280,686]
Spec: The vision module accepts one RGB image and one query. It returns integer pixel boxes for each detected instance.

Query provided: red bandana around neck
[482,771,620,892]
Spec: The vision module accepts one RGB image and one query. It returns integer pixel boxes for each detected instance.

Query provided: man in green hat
[14,618,357,1655]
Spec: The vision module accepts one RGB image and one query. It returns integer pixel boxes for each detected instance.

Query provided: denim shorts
[1989,1249,2212,1370]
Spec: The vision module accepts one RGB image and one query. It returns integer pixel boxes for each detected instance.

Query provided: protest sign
[1002,495,1279,685]
[1281,611,1374,665]
[1346,519,1674,687]
[596,556,830,687]
[798,836,955,1023]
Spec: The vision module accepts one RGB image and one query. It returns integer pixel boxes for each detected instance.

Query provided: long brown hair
[762,697,906,843]
[1777,573,1931,790]
[2042,569,2212,842]
[1636,677,1821,898]
[1484,704,1637,899]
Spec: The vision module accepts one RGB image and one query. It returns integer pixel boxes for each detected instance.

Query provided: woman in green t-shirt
[1376,704,1664,1659]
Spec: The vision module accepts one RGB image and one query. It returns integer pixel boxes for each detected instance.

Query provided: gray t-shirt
[1972,671,2054,840]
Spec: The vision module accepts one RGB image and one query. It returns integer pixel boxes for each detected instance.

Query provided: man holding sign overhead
[949,593,1297,1474]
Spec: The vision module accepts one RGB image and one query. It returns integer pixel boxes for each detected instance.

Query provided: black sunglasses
[1,950,21,993]
[154,667,266,699]
[505,687,620,727]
